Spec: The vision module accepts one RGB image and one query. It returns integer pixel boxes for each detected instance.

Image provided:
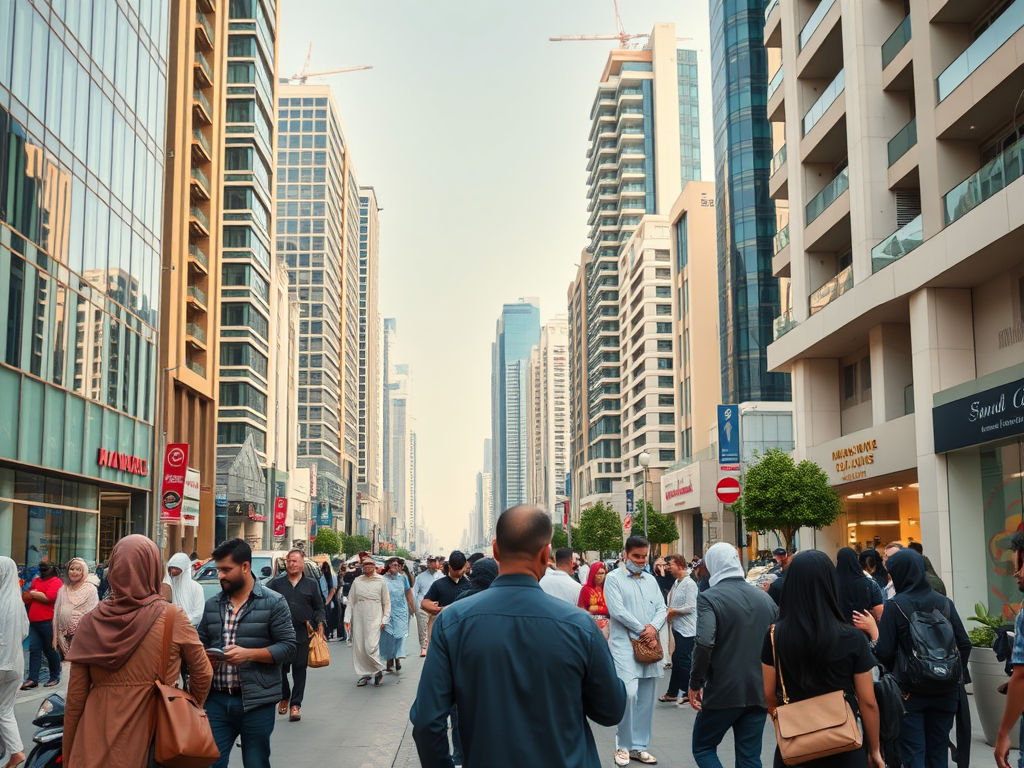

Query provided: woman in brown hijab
[63,535,213,768]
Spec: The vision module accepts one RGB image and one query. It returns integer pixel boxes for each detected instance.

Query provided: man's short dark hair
[665,554,687,569]
[467,552,485,565]
[1011,531,1024,554]
[212,538,251,565]
[448,551,468,570]
[625,535,649,553]
[554,547,574,566]
[286,548,304,559]
[427,556,437,562]
[907,542,923,555]
[495,505,553,557]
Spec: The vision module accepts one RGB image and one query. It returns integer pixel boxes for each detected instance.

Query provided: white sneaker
[614,749,631,766]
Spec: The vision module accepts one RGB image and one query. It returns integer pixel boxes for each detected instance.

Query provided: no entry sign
[716,477,741,505]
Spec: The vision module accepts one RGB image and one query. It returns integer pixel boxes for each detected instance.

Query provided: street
[12,635,1005,768]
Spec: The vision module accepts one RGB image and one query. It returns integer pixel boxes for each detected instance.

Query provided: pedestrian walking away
[349,553,391,687]
[266,548,326,722]
[20,561,63,690]
[410,505,626,768]
[164,551,206,627]
[63,535,214,768]
[605,535,668,767]
[0,557,29,768]
[198,538,297,768]
[762,550,884,768]
[835,548,883,625]
[689,541,778,768]
[412,556,441,657]
[321,561,340,639]
[540,546,584,605]
[51,557,99,658]
[381,557,415,673]
[661,554,697,705]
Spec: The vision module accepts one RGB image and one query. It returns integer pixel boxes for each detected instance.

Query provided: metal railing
[195,11,215,45]
[881,15,911,69]
[193,50,212,82]
[771,144,787,176]
[191,128,211,157]
[887,117,917,166]
[768,66,784,100]
[806,167,849,225]
[186,323,207,344]
[937,0,1024,102]
[187,285,207,306]
[943,133,1024,225]
[871,215,923,273]
[190,165,211,192]
[185,359,206,377]
[190,206,210,231]
[803,68,844,136]
[809,265,853,315]
[774,224,790,255]
[192,89,212,117]
[799,0,837,50]
[188,243,208,270]
[773,309,796,340]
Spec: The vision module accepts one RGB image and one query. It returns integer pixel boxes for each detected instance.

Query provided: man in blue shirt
[410,505,626,768]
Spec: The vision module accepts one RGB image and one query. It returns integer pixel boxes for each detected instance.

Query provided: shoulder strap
[770,624,789,705]
[157,603,174,684]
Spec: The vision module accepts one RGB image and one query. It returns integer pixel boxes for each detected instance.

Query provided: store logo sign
[934,377,1024,453]
[97,448,148,476]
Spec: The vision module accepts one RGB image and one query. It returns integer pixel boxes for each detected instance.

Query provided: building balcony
[769,144,788,200]
[195,11,214,51]
[767,66,785,123]
[803,69,844,137]
[190,165,211,200]
[882,16,911,70]
[196,0,215,13]
[773,223,790,255]
[192,89,213,125]
[799,0,838,51]
[887,117,917,166]
[189,206,210,237]
[806,167,849,226]
[935,0,1024,139]
[773,225,791,278]
[773,309,796,340]
[943,133,1024,226]
[187,284,207,310]
[809,265,853,316]
[871,214,923,273]
[185,358,206,378]
[186,323,207,348]
[191,128,212,163]
[193,50,213,89]
[804,168,851,252]
[765,0,781,48]
[187,243,209,274]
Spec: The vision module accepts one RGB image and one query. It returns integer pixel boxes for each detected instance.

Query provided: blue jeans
[666,632,695,698]
[898,695,956,768]
[206,690,276,768]
[692,705,767,768]
[27,622,60,684]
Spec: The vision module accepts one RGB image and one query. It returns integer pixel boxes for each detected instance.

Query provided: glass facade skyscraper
[711,0,791,403]
[0,0,169,566]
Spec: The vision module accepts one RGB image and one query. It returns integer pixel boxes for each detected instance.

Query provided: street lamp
[638,451,650,542]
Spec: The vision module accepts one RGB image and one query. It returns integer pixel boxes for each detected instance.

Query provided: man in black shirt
[267,549,325,722]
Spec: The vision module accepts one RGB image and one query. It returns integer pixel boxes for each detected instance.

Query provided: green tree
[343,534,373,557]
[577,501,624,557]
[394,547,414,560]
[732,449,842,552]
[637,501,679,547]
[551,524,580,551]
[313,527,341,557]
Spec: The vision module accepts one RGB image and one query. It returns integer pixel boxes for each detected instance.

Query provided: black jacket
[266,574,326,632]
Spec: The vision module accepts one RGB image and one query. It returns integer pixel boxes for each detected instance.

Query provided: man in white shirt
[540,547,583,605]
[577,556,590,587]
[412,556,443,657]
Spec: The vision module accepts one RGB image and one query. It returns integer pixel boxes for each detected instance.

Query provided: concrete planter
[970,646,1017,748]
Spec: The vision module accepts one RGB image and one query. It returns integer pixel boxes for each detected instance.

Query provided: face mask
[626,559,645,575]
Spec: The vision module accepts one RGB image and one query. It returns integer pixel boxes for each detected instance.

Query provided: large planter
[970,645,1018,748]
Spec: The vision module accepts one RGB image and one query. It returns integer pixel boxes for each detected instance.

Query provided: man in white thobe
[412,557,442,657]
[540,547,583,605]
[605,535,667,767]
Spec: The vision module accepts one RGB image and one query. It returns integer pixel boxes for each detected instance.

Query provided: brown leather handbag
[769,626,862,766]
[307,621,330,668]
[631,635,664,664]
[152,605,220,768]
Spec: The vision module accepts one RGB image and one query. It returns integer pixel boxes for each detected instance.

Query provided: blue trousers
[617,676,658,752]
[897,695,956,768]
[206,690,276,768]
[27,622,60,685]
[692,705,767,768]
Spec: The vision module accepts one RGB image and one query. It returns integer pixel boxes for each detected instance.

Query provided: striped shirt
[212,594,254,693]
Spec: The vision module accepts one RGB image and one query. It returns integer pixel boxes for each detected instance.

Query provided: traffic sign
[716,477,741,505]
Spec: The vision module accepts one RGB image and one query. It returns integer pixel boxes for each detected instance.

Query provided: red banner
[159,444,190,523]
[273,497,287,537]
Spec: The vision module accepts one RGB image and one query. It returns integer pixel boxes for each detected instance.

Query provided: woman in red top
[20,562,63,689]
[577,562,610,638]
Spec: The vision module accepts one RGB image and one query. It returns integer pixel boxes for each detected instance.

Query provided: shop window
[843,357,872,410]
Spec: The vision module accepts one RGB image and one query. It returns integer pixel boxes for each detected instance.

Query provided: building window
[676,213,688,271]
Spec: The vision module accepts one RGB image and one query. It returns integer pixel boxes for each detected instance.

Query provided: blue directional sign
[625,489,634,514]
[718,405,740,465]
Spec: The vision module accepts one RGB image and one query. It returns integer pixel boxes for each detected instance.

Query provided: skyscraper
[528,319,570,519]
[389,363,413,547]
[491,300,541,517]
[357,188,383,538]
[381,317,397,538]
[474,438,493,546]
[710,0,790,403]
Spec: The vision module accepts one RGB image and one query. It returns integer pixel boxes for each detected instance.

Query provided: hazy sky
[280,0,714,549]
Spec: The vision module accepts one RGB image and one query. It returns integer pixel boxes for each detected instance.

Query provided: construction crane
[288,43,372,85]
[550,0,692,48]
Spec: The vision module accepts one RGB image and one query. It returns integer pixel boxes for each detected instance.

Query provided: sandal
[658,695,677,703]
[19,681,38,691]
[43,680,60,687]
[356,676,371,687]
[395,659,402,672]
[374,671,383,686]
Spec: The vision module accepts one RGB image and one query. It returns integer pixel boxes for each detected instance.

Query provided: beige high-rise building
[357,188,384,539]
[159,0,230,556]
[765,0,1024,618]
[528,319,570,520]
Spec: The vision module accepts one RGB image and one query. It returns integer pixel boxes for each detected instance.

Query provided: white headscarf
[0,557,30,673]
[164,552,206,626]
[704,542,746,587]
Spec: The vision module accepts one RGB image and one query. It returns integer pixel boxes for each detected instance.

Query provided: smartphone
[207,647,227,659]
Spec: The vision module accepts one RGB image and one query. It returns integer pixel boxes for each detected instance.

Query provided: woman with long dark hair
[761,550,884,768]
[859,550,891,599]
[836,548,884,625]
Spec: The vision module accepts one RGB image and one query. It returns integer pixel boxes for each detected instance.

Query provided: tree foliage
[394,547,414,560]
[732,449,842,552]
[342,533,373,557]
[551,524,580,551]
[637,501,679,546]
[313,527,341,557]
[577,501,624,557]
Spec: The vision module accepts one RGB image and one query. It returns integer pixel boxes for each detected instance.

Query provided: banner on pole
[159,444,190,523]
[181,469,200,528]
[273,497,287,537]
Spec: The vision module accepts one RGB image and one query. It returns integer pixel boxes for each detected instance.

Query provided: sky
[280,0,715,550]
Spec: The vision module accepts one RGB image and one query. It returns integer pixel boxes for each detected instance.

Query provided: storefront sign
[181,469,200,528]
[273,497,287,537]
[97,448,148,476]
[159,444,190,523]
[832,439,878,482]
[934,377,1024,453]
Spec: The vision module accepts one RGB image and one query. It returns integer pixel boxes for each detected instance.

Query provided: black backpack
[893,601,961,694]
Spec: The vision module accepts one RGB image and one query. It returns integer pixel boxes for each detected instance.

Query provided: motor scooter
[24,692,63,768]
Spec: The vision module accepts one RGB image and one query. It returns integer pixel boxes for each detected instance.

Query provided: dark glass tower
[710,0,791,403]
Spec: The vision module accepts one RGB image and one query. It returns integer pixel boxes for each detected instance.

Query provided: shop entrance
[840,469,920,552]
[98,492,131,564]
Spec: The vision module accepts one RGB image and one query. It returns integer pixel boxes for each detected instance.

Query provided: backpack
[893,601,961,694]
